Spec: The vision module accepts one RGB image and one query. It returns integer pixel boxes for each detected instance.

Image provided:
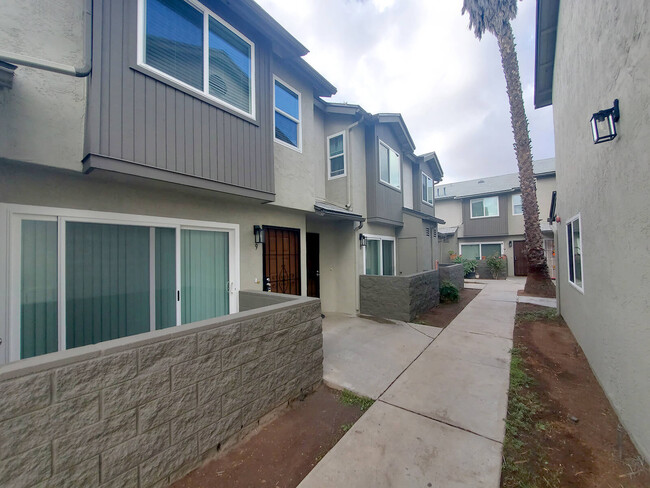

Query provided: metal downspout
[0,0,92,77]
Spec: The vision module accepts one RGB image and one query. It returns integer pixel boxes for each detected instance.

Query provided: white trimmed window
[566,214,583,291]
[378,140,401,189]
[422,173,434,205]
[139,0,255,117]
[328,132,345,178]
[274,78,301,150]
[512,194,523,215]
[470,196,499,218]
[5,205,239,362]
[460,242,503,260]
[364,236,395,276]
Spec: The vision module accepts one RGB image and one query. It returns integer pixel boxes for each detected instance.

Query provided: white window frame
[422,173,433,206]
[470,196,499,219]
[459,242,504,260]
[362,234,396,276]
[512,193,523,215]
[327,131,346,180]
[378,139,401,190]
[136,0,256,119]
[273,76,302,152]
[566,213,584,293]
[2,204,240,363]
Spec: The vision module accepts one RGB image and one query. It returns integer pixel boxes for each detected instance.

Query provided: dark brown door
[263,227,301,295]
[513,240,528,276]
[306,233,320,298]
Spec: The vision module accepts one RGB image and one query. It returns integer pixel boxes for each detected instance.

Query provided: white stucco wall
[0,0,87,171]
[552,0,650,462]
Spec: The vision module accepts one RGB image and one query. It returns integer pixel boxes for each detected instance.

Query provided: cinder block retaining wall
[439,264,464,290]
[359,271,439,322]
[0,292,322,488]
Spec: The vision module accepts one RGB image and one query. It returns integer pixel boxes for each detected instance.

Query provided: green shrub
[453,255,478,277]
[486,253,507,279]
[440,280,460,303]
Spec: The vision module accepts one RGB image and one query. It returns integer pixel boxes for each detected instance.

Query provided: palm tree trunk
[496,21,550,283]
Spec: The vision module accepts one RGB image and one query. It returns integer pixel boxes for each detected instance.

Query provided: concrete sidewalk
[300,278,524,488]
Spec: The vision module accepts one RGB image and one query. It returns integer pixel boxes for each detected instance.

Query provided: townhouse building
[0,0,443,364]
[435,159,556,277]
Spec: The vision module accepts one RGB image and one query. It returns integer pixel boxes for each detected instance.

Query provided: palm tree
[462,0,552,292]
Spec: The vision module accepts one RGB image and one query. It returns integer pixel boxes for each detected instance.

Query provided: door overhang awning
[314,202,365,222]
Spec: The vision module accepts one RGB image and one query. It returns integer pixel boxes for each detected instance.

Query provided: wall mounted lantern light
[253,225,265,249]
[591,99,620,144]
[359,233,367,248]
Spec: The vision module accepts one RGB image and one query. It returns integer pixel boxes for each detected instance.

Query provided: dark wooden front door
[306,233,320,298]
[513,240,528,276]
[263,227,301,295]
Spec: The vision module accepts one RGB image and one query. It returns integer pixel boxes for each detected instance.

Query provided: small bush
[486,253,507,279]
[453,255,478,277]
[440,280,460,303]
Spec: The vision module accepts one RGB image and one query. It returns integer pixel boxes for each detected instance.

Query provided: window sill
[274,138,302,153]
[130,65,260,127]
[470,214,500,219]
[378,179,401,192]
[328,173,347,181]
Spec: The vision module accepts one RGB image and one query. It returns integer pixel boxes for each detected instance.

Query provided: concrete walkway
[300,278,524,488]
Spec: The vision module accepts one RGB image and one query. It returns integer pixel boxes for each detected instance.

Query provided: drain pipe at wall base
[353,220,364,313]
[0,0,93,77]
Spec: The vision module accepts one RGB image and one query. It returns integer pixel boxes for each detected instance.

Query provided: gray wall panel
[366,124,404,225]
[462,195,509,237]
[87,0,274,199]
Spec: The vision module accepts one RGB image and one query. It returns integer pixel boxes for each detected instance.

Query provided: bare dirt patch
[171,386,365,488]
[502,303,650,487]
[414,286,480,328]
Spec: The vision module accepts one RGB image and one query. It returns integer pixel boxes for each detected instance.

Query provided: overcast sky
[255,0,555,183]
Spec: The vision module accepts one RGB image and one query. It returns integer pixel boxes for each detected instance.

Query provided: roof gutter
[0,0,92,77]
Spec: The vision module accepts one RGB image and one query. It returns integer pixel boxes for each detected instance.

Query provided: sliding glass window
[11,210,236,360]
[364,236,395,276]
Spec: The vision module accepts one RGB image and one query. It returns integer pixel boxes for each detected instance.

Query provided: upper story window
[422,173,434,205]
[328,132,345,178]
[470,196,499,218]
[141,0,255,117]
[512,194,523,215]
[379,140,400,189]
[566,214,584,291]
[274,78,301,151]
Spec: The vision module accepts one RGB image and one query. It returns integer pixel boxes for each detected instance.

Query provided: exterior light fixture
[508,240,513,248]
[359,233,367,248]
[591,99,619,144]
[253,225,265,249]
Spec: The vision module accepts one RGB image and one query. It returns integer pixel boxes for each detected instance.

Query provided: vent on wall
[425,227,430,237]
[433,227,438,237]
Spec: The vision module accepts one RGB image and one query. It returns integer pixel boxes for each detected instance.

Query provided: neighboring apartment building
[435,159,556,277]
[0,0,443,364]
[535,0,650,462]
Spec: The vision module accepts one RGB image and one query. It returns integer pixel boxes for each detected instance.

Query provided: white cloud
[255,0,555,183]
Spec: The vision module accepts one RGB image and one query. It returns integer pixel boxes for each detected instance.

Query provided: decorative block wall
[0,293,322,488]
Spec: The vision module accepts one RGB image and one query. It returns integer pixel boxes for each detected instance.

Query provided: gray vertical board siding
[366,124,404,224]
[86,0,274,198]
[462,194,509,237]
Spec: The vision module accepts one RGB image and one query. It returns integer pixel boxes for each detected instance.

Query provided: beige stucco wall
[552,0,650,462]
[270,63,323,212]
[434,199,463,236]
[0,0,87,172]
[306,218,359,314]
[322,115,368,217]
[0,161,311,351]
